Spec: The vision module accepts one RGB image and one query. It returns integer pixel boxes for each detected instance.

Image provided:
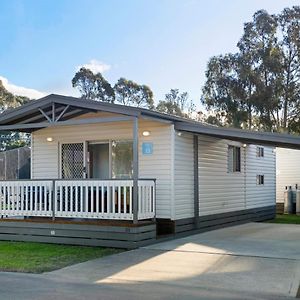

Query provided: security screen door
[61,143,86,179]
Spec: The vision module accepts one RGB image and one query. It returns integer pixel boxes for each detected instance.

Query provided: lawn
[0,241,122,273]
[267,214,300,225]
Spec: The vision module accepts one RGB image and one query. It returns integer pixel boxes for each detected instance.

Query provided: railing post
[52,180,55,221]
[133,117,139,224]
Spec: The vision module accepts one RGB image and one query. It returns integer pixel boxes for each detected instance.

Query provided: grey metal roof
[0,94,300,149]
[175,122,300,149]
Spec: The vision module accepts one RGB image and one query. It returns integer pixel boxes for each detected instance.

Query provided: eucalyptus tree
[72,67,115,102]
[114,78,154,109]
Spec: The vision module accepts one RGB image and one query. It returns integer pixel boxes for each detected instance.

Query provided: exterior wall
[245,145,276,209]
[174,133,194,220]
[276,148,300,203]
[31,116,173,219]
[173,133,276,220]
[198,136,275,217]
[31,111,277,221]
[198,135,246,216]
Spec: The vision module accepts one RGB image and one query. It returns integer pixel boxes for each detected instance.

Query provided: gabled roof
[0,94,300,149]
[0,94,184,125]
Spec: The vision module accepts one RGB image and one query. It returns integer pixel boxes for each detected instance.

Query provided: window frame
[228,145,241,173]
[256,146,264,158]
[111,139,134,179]
[256,174,265,185]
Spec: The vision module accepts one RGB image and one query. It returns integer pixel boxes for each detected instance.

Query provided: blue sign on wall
[142,142,153,155]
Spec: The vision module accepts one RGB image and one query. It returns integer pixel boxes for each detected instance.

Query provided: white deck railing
[0,180,53,217]
[0,179,155,221]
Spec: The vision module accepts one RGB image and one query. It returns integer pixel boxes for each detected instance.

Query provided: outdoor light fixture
[46,137,53,142]
[243,144,247,148]
[142,131,151,137]
[177,132,182,137]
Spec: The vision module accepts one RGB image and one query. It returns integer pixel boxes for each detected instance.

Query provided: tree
[277,7,300,131]
[202,6,300,132]
[72,67,115,102]
[202,54,249,128]
[0,81,30,151]
[237,10,283,131]
[114,78,154,108]
[156,89,195,118]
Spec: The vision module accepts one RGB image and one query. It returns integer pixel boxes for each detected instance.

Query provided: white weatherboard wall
[197,135,245,216]
[174,133,194,220]
[196,135,275,217]
[276,148,300,203]
[245,145,275,209]
[31,117,173,219]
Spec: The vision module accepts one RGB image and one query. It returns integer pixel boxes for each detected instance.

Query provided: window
[256,175,264,185]
[257,147,264,157]
[228,145,241,172]
[111,140,133,179]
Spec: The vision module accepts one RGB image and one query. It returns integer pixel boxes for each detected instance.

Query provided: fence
[0,147,31,180]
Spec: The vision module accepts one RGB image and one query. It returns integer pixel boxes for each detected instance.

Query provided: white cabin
[0,94,299,247]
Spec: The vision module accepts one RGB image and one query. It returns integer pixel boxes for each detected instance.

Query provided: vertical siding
[276,148,300,203]
[174,133,194,219]
[31,118,173,219]
[245,145,276,209]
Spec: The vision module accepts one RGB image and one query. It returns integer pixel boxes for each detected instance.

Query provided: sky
[0,0,299,107]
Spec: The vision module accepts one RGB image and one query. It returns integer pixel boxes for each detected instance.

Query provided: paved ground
[0,222,300,299]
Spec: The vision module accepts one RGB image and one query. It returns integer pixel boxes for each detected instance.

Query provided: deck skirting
[0,220,156,249]
[174,205,275,234]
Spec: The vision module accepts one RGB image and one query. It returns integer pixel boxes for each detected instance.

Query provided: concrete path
[0,223,299,299]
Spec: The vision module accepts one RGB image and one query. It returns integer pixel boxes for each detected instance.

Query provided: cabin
[276,147,300,213]
[0,94,300,248]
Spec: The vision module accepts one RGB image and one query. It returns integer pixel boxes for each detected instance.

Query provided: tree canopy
[72,67,115,102]
[0,81,30,151]
[114,78,154,108]
[72,69,154,109]
[202,6,300,132]
[156,89,195,118]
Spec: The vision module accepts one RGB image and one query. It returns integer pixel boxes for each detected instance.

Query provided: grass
[267,214,300,225]
[0,241,122,273]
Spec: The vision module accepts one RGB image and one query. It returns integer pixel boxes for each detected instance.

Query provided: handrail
[0,179,155,221]
[0,178,156,182]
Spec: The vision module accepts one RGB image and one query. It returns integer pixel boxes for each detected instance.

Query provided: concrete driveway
[0,222,299,299]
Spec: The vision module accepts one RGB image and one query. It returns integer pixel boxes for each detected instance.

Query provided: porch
[0,179,155,221]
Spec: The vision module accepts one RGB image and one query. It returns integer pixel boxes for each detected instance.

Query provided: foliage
[0,81,31,151]
[114,78,154,108]
[0,241,122,273]
[156,89,195,118]
[202,6,300,132]
[72,69,154,109]
[72,67,115,102]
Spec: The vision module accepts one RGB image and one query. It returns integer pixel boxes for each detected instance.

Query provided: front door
[88,143,110,179]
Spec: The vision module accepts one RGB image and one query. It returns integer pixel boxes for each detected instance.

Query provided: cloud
[0,76,46,99]
[77,59,111,74]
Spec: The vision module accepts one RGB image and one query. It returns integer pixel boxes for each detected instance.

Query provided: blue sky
[0,0,299,106]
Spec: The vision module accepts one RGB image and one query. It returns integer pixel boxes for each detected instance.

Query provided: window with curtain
[111,140,133,179]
